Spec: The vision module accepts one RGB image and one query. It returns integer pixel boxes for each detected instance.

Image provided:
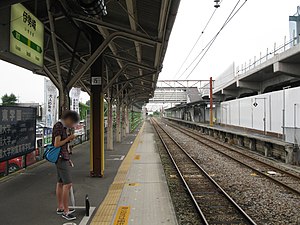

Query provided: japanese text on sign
[0,107,36,162]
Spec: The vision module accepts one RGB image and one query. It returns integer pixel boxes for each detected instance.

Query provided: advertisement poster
[0,106,36,162]
[44,79,57,128]
[43,127,52,145]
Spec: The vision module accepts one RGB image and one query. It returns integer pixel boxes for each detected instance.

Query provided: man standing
[52,110,79,221]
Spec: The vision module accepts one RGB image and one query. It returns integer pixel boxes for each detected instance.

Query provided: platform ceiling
[0,0,180,107]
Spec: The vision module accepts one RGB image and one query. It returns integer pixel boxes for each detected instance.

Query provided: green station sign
[10,3,44,67]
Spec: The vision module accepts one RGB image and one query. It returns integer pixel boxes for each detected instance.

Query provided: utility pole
[209,77,214,126]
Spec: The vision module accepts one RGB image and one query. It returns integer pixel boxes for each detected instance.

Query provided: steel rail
[164,120,300,196]
[150,119,209,225]
[151,118,257,225]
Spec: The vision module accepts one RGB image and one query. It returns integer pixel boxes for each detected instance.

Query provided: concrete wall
[220,86,300,135]
[214,63,235,92]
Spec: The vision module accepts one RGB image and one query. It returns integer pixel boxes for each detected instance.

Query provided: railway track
[151,118,256,225]
[163,119,300,196]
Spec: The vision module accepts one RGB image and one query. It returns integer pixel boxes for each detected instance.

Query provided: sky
[159,0,300,80]
[0,0,299,104]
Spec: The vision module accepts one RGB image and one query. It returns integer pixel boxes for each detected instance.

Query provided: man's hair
[61,110,80,123]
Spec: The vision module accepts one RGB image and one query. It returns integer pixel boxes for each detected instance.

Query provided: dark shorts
[56,159,72,185]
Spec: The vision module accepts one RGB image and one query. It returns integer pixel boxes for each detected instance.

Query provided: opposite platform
[91,120,178,225]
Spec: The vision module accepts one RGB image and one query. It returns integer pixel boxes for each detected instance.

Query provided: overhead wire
[175,3,221,79]
[184,0,248,79]
[163,0,227,104]
[176,0,241,80]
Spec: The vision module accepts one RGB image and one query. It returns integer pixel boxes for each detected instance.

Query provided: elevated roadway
[214,42,300,100]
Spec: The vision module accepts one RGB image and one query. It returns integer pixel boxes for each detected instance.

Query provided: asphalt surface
[0,132,139,225]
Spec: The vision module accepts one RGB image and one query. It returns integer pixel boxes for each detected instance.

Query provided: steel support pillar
[125,104,130,134]
[58,88,70,117]
[107,99,113,150]
[90,33,105,177]
[122,103,126,138]
[209,77,214,126]
[116,101,122,142]
[106,66,114,150]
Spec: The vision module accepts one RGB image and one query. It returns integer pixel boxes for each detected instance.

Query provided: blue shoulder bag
[43,145,61,163]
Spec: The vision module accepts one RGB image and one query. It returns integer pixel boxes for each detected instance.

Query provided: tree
[79,102,89,120]
[153,110,160,116]
[1,93,18,106]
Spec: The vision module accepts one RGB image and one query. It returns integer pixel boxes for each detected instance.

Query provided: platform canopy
[0,0,180,108]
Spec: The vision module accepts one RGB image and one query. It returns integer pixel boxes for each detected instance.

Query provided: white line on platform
[79,207,95,225]
[106,155,125,161]
[68,206,86,209]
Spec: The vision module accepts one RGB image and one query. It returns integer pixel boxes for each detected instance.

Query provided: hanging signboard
[10,3,44,67]
[0,106,36,162]
[44,79,58,128]
[70,88,81,114]
[0,3,44,70]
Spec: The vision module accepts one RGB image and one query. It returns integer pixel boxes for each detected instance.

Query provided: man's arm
[54,135,75,148]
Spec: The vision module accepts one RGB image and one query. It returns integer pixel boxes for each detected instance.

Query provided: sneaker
[62,212,76,221]
[56,209,64,215]
[69,208,75,214]
[57,208,75,215]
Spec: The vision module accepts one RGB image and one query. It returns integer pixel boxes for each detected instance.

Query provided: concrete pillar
[264,142,272,157]
[106,98,113,150]
[90,33,104,177]
[213,131,218,138]
[116,101,121,143]
[285,145,294,164]
[249,139,256,151]
[237,136,244,147]
[226,133,234,145]
[285,145,299,165]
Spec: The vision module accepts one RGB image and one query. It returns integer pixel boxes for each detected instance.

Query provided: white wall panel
[240,98,253,128]
[269,91,283,133]
[252,97,265,131]
[220,86,300,135]
[285,88,300,128]
[230,100,240,126]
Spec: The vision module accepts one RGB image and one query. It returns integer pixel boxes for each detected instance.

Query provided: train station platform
[0,121,177,225]
[164,117,298,164]
[90,120,177,225]
[0,129,140,225]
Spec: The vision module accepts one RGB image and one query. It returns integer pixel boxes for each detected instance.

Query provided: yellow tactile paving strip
[90,123,144,225]
[113,206,130,225]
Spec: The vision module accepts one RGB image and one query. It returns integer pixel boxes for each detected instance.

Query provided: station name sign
[10,3,44,67]
[0,107,36,162]
[0,3,44,70]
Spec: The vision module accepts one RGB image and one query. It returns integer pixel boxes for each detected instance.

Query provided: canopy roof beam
[46,0,64,90]
[104,54,155,71]
[67,31,158,89]
[70,14,161,43]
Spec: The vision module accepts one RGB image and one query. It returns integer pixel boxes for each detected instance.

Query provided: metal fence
[283,127,300,145]
[236,35,299,76]
[214,34,300,91]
